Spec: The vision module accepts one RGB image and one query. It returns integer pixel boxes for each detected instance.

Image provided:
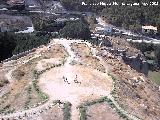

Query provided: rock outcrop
[90,38,112,47]
[122,53,148,75]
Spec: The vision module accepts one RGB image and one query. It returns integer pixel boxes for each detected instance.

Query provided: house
[0,15,33,32]
[104,26,113,33]
[95,24,113,34]
[142,25,157,34]
[55,18,69,24]
[7,0,25,9]
[7,0,25,6]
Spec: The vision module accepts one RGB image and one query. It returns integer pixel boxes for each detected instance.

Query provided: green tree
[60,0,160,32]
[0,32,50,61]
[59,20,91,40]
[0,32,16,61]
[129,24,141,33]
[154,45,160,67]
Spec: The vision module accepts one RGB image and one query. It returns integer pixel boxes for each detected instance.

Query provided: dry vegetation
[103,52,160,120]
[40,44,68,59]
[86,102,122,120]
[71,42,106,73]
[27,103,64,120]
[0,42,68,115]
[0,61,44,114]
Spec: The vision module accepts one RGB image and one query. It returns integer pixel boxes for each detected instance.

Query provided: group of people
[63,76,70,84]
[63,75,81,84]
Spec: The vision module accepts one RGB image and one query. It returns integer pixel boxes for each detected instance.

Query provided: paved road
[96,17,160,44]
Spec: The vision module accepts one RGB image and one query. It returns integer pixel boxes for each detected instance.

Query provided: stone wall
[122,54,149,75]
[2,49,36,63]
[99,48,149,75]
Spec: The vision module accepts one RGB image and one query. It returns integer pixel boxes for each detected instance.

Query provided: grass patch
[148,71,160,85]
[108,73,117,96]
[79,106,87,120]
[24,85,32,109]
[0,104,15,115]
[108,73,117,82]
[34,57,67,78]
[29,58,67,109]
[77,71,134,120]
[78,97,108,120]
[63,102,72,120]
[32,80,48,101]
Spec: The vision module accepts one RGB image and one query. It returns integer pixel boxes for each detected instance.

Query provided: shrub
[63,102,72,120]
[59,20,91,40]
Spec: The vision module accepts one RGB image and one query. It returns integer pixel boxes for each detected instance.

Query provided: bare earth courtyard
[39,65,113,120]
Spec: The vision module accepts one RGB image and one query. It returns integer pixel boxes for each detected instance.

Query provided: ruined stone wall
[94,35,149,75]
[122,54,149,75]
[98,48,149,75]
[2,49,36,63]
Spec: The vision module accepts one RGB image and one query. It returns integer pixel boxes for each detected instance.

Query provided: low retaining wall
[2,49,36,63]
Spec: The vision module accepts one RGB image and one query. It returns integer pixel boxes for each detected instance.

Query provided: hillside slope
[0,38,160,120]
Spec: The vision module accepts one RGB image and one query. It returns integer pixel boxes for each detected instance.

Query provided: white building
[104,26,113,33]
[95,24,113,34]
[142,25,157,34]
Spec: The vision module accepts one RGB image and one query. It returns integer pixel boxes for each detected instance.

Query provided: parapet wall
[2,49,36,63]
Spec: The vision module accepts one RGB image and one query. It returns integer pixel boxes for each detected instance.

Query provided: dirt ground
[39,105,63,120]
[38,64,113,120]
[86,102,122,120]
[25,104,64,120]
[0,69,8,87]
[39,65,113,102]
